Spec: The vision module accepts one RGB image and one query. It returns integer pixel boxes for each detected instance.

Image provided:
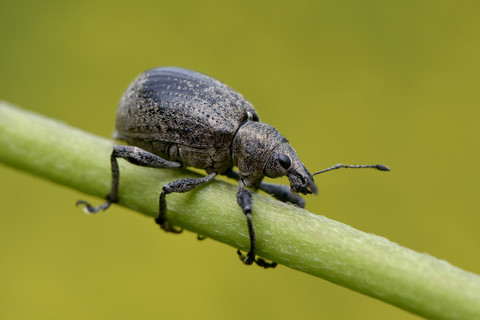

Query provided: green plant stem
[0,101,479,319]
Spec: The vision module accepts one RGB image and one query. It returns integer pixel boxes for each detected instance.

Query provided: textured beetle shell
[114,67,260,173]
[232,121,288,186]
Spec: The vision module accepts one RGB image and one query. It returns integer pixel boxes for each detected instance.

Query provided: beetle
[77,67,390,268]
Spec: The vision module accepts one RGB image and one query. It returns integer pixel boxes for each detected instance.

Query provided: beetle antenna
[312,163,390,176]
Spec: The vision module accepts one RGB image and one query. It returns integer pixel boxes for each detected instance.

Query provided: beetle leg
[76,145,182,214]
[225,169,305,208]
[257,182,306,208]
[236,181,277,268]
[110,145,183,169]
[156,172,217,233]
[236,182,255,265]
[222,168,240,181]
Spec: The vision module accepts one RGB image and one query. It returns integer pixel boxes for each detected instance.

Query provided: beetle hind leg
[76,146,124,214]
[156,172,217,233]
[76,145,182,214]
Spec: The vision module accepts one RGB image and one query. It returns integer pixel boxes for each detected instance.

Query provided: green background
[1,1,479,319]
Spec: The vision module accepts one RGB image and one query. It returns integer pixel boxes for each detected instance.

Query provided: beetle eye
[278,154,291,170]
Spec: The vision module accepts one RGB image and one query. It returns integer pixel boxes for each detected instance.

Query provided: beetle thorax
[232,121,287,187]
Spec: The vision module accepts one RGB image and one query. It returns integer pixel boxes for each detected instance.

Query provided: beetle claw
[237,250,277,269]
[160,223,183,234]
[76,200,111,214]
[254,257,278,269]
[237,250,254,265]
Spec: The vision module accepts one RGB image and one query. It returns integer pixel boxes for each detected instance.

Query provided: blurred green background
[1,1,479,319]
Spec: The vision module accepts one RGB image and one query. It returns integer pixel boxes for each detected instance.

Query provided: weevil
[77,67,390,268]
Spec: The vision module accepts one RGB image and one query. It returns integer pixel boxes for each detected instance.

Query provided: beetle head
[233,121,317,194]
[264,142,317,195]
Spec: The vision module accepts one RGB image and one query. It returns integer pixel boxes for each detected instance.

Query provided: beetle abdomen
[115,67,259,150]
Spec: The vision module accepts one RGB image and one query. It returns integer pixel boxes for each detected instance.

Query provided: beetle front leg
[156,172,217,233]
[77,145,182,214]
[236,181,277,269]
[258,182,306,208]
[226,169,305,208]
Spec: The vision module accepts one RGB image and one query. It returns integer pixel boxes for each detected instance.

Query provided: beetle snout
[289,171,317,195]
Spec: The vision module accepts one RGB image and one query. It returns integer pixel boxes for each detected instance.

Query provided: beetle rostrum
[77,67,390,268]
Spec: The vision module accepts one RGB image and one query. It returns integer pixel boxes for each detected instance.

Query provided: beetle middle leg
[156,172,217,233]
[77,145,182,214]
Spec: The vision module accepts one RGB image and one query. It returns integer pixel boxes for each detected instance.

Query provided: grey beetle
[77,67,390,268]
